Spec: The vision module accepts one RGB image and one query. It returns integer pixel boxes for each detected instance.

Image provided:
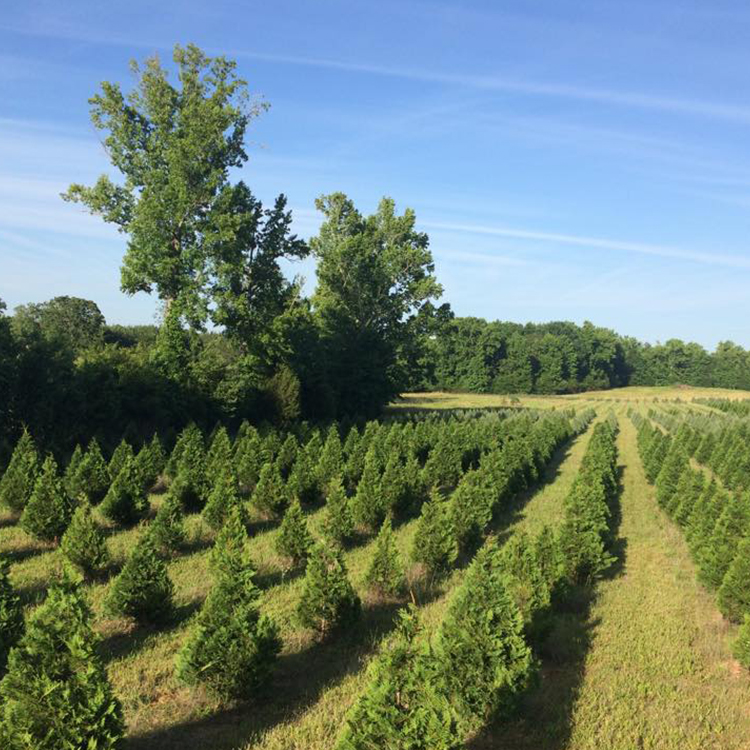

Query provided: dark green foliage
[172,426,208,508]
[169,470,204,513]
[655,444,688,509]
[698,492,749,590]
[0,558,23,675]
[275,433,299,480]
[422,430,463,489]
[100,455,148,525]
[203,468,243,531]
[252,461,287,519]
[0,575,123,749]
[60,501,110,579]
[685,479,719,553]
[689,486,727,564]
[206,425,233,488]
[275,499,313,568]
[644,432,671,484]
[108,438,134,482]
[73,438,110,504]
[235,432,263,493]
[106,534,174,623]
[364,516,404,596]
[670,466,705,526]
[297,539,361,636]
[176,506,281,701]
[149,489,187,554]
[718,536,750,623]
[380,452,409,519]
[436,542,534,734]
[64,445,84,497]
[147,433,167,478]
[336,606,460,750]
[322,477,355,544]
[534,525,563,592]
[499,531,551,629]
[318,427,343,491]
[286,448,320,505]
[447,470,493,555]
[349,448,385,532]
[20,455,73,543]
[166,423,203,479]
[0,428,39,514]
[410,489,458,578]
[733,614,750,669]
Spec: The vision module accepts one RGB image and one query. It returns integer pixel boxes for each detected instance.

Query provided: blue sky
[2,0,750,348]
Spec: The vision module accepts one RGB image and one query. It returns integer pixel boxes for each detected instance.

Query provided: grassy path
[484,412,750,750]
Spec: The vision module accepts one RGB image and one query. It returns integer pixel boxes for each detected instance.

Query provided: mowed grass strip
[478,408,750,750]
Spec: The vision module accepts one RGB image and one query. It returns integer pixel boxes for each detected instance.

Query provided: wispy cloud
[422,219,750,270]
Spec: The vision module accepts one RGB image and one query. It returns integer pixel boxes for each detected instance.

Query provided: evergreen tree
[286,448,320,505]
[275,499,313,568]
[252,461,287,519]
[733,614,750,669]
[380,452,409,519]
[60,501,110,579]
[689,486,727,565]
[336,606,460,750]
[206,425,233,487]
[685,478,719,552]
[436,542,534,734]
[318,427,343,491]
[364,516,404,596]
[20,455,73,544]
[349,448,386,532]
[149,489,187,554]
[717,536,750,623]
[108,438,134,482]
[133,443,158,494]
[100,454,149,525]
[670,466,705,526]
[297,539,361,636]
[235,432,262,494]
[0,558,23,675]
[275,433,299,481]
[322,477,355,544]
[655,444,688,510]
[176,506,281,701]
[499,531,550,629]
[172,427,208,509]
[422,430,463,489]
[73,438,110,504]
[0,574,123,749]
[203,468,244,531]
[165,423,203,479]
[410,489,458,579]
[106,534,174,623]
[447,471,493,556]
[0,428,39,515]
[147,433,167,479]
[699,492,750,590]
[64,445,84,498]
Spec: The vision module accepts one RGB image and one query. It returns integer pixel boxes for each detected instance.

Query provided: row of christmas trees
[335,415,620,747]
[0,409,588,747]
[633,413,750,668]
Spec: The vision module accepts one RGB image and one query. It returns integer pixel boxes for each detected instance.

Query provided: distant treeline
[416,317,750,395]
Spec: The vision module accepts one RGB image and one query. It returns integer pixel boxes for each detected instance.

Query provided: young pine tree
[349,449,386,533]
[655,445,689,510]
[318,427,343,491]
[275,499,313,568]
[100,454,149,526]
[436,542,534,734]
[252,461,287,519]
[20,455,73,544]
[322,477,355,545]
[0,574,123,750]
[108,439,134,483]
[670,466,705,527]
[74,438,110,504]
[206,426,233,486]
[202,468,244,531]
[64,445,84,498]
[176,506,281,701]
[698,492,750,590]
[335,606,460,750]
[733,614,750,669]
[410,489,458,579]
[0,557,24,675]
[106,533,174,623]
[0,428,39,515]
[297,539,361,636]
[364,516,404,597]
[717,536,750,623]
[60,501,110,579]
[148,489,187,554]
[165,423,203,479]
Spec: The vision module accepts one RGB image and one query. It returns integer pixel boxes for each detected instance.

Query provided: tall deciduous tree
[310,193,442,415]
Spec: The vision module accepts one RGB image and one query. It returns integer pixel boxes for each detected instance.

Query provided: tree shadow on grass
[124,599,405,750]
[5,543,50,565]
[100,598,204,664]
